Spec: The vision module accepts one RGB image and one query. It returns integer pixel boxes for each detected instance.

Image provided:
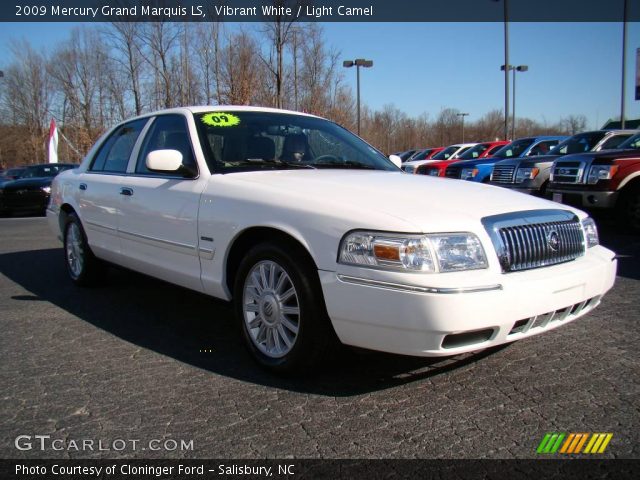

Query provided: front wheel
[233,242,336,373]
[63,213,104,286]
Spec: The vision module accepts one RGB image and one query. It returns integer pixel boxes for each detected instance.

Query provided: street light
[502,64,528,139]
[343,58,373,136]
[457,112,470,142]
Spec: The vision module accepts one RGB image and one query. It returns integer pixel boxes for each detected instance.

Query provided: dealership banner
[2,459,639,479]
[1,0,640,22]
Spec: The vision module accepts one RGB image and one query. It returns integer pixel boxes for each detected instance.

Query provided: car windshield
[20,165,72,178]
[194,111,397,172]
[618,133,640,150]
[410,149,435,161]
[431,146,459,160]
[458,144,490,160]
[4,168,26,178]
[548,132,606,155]
[493,139,534,158]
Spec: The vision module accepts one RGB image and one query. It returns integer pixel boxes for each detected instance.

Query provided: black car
[0,163,76,216]
[0,166,27,186]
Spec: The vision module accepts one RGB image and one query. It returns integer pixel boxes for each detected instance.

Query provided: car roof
[134,105,323,121]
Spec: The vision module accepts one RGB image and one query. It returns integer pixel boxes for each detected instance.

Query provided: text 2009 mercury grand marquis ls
[47,106,617,373]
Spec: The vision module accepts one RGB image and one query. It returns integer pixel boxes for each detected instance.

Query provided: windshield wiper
[314,160,377,170]
[223,159,316,170]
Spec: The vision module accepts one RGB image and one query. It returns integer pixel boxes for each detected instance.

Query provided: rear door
[77,118,148,263]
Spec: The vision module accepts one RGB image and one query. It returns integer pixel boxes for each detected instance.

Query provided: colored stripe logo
[537,433,613,454]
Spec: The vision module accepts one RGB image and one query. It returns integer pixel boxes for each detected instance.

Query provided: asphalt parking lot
[0,216,638,460]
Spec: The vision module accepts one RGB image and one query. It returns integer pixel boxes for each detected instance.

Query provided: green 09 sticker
[201,112,241,127]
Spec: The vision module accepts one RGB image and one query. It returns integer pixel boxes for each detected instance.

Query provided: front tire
[233,242,336,373]
[63,213,104,286]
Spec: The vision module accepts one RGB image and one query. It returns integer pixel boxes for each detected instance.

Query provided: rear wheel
[63,213,104,286]
[233,242,336,373]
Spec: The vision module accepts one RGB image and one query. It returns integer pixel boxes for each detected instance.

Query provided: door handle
[120,187,134,196]
[79,183,87,191]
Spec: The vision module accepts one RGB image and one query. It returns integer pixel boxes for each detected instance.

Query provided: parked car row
[404,129,640,231]
[0,163,77,216]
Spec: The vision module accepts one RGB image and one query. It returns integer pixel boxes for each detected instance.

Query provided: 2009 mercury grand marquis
[47,106,617,372]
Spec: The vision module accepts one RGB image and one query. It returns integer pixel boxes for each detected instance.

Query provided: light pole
[343,58,373,136]
[502,64,528,139]
[457,112,470,142]
[620,0,628,128]
[501,0,510,141]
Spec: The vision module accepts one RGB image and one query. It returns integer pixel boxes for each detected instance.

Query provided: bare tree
[104,22,146,115]
[220,31,260,105]
[138,22,181,109]
[260,1,300,108]
[1,40,53,163]
[560,114,587,135]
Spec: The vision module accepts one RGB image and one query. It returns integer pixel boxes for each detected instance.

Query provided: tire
[233,242,336,374]
[63,213,104,286]
[617,186,640,233]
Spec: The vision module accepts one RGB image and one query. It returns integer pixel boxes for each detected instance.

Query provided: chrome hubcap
[243,260,300,358]
[66,223,84,278]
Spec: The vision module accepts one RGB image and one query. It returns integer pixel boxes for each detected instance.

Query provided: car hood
[496,154,562,168]
[3,177,53,190]
[220,170,580,232]
[447,157,506,168]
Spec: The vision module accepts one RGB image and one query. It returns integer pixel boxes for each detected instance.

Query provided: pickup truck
[490,130,635,197]
[548,132,640,231]
[47,106,616,373]
[445,136,566,183]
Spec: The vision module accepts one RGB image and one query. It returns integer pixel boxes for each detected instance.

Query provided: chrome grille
[482,210,585,273]
[491,165,515,184]
[445,166,460,179]
[552,161,585,184]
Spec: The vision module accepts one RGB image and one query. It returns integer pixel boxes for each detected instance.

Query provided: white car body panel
[47,107,617,358]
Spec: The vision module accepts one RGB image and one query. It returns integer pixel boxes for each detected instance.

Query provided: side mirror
[388,154,402,168]
[146,149,183,172]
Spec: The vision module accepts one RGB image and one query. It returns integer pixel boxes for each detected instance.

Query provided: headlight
[514,167,540,183]
[41,186,51,194]
[587,165,618,184]
[581,218,599,248]
[461,168,478,180]
[403,165,415,174]
[338,231,488,273]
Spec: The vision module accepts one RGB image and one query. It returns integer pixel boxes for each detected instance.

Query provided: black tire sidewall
[63,213,95,285]
[233,242,330,373]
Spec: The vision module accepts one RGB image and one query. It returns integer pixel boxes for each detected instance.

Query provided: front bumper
[320,246,616,357]
[549,189,618,209]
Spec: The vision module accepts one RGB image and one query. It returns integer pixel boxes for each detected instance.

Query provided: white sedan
[48,106,616,373]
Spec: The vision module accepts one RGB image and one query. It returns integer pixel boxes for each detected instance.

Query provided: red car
[416,141,509,176]
[407,146,444,162]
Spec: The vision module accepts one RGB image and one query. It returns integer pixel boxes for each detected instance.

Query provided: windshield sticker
[201,113,240,127]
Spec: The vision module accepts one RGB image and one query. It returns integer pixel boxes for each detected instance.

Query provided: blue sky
[1,21,639,128]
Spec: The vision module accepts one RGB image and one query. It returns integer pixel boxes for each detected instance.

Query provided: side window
[600,135,631,150]
[529,141,558,156]
[136,114,197,175]
[486,145,503,156]
[90,119,147,173]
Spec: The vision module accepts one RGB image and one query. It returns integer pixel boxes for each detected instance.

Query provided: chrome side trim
[84,219,117,233]
[119,228,197,255]
[336,274,502,294]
